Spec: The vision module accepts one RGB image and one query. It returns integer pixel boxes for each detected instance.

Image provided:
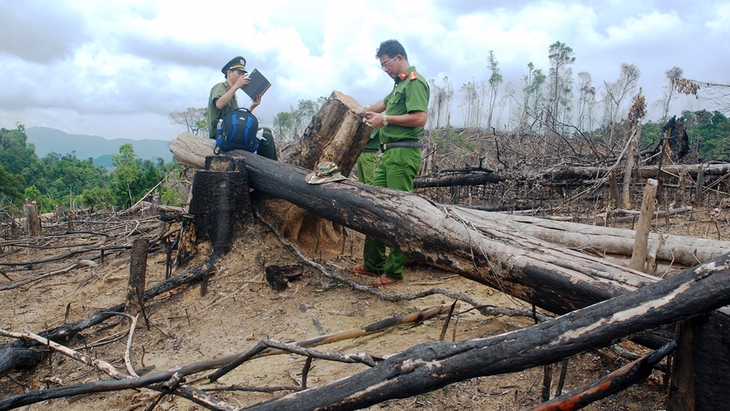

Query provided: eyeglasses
[380,56,397,70]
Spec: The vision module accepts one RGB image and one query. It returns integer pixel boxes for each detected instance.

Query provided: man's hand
[249,94,262,111]
[234,74,251,90]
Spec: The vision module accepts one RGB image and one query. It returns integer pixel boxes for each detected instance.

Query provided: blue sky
[1,0,728,141]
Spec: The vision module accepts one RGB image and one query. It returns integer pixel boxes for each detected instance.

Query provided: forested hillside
[0,127,182,215]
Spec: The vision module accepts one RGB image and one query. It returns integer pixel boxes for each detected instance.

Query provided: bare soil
[2,204,727,411]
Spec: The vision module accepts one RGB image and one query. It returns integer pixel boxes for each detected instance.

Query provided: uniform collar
[395,66,417,83]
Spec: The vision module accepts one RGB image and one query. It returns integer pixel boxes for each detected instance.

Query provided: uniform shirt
[207,81,238,138]
[381,66,430,143]
[363,129,381,151]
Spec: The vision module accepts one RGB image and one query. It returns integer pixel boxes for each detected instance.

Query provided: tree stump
[125,238,148,317]
[275,91,372,248]
[24,200,41,237]
[188,155,252,259]
[629,178,658,271]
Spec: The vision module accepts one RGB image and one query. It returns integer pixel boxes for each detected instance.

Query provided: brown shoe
[372,274,404,288]
[352,265,379,277]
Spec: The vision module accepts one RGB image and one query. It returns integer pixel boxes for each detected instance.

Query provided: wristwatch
[382,114,388,126]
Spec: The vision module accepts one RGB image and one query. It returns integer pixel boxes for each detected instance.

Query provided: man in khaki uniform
[207,56,277,160]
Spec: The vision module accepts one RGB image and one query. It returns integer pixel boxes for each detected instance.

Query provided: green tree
[292,99,319,136]
[682,110,730,160]
[112,144,143,207]
[0,128,39,175]
[273,111,295,141]
[640,120,664,149]
[272,98,325,141]
[0,163,24,204]
[25,151,111,211]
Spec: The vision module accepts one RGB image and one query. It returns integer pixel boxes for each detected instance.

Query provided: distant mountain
[25,127,173,167]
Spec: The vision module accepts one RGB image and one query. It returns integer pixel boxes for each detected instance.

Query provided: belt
[381,141,423,151]
[361,148,379,153]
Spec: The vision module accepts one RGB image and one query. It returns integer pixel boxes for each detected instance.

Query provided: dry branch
[0,260,97,290]
[527,341,675,411]
[210,305,449,382]
[0,304,448,409]
[0,261,215,378]
[0,328,129,380]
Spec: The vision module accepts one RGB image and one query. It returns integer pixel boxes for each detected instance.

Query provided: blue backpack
[214,108,260,154]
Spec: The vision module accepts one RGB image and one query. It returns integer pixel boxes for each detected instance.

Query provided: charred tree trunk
[188,156,252,259]
[529,342,676,411]
[658,116,692,165]
[413,171,502,188]
[125,238,148,316]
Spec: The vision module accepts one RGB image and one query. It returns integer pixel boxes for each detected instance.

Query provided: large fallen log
[170,134,730,313]
[240,252,730,411]
[171,132,730,270]
[476,210,730,268]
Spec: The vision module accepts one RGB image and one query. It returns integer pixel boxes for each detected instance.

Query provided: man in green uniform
[207,56,277,160]
[352,39,430,287]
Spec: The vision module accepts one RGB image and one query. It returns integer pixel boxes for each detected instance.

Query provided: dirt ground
[2,202,727,410]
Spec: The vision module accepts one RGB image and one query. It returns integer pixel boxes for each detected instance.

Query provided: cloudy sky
[1,0,728,141]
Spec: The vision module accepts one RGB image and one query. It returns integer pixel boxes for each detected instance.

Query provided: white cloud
[1,0,729,141]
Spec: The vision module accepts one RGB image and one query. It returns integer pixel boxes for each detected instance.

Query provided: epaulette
[409,71,417,81]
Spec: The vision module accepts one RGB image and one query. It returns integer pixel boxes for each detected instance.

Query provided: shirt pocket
[389,90,404,108]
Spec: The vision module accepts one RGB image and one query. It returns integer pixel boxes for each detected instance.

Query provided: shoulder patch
[409,72,417,81]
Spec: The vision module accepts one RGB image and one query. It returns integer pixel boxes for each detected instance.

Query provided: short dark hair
[376,39,407,61]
